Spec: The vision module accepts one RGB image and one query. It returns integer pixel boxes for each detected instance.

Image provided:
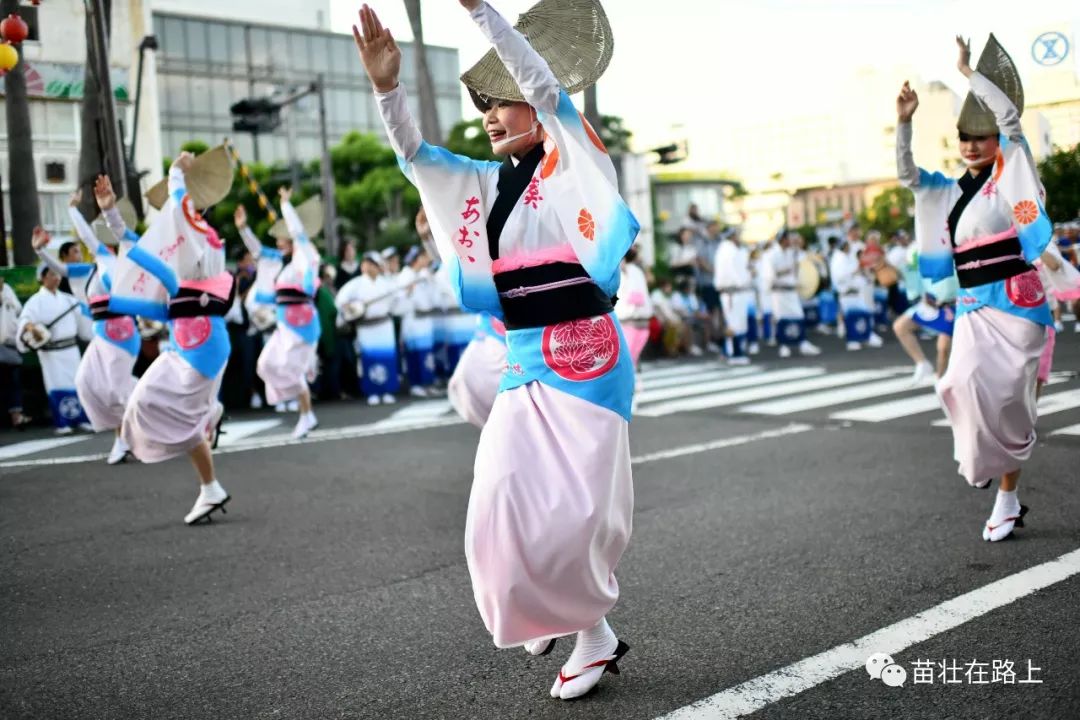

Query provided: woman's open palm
[353,5,400,93]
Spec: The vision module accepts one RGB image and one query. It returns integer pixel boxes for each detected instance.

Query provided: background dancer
[110,151,234,525]
[763,231,821,358]
[336,251,400,405]
[355,0,636,699]
[240,189,322,439]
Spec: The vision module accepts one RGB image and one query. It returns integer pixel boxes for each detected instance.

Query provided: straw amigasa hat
[146,145,234,211]
[92,197,139,247]
[269,195,324,241]
[957,34,1024,137]
[459,0,613,109]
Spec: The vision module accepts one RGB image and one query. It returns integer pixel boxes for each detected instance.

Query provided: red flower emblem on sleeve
[1013,200,1039,226]
[577,209,596,241]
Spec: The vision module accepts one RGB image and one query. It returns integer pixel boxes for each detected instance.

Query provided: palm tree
[1,0,41,266]
[403,0,442,145]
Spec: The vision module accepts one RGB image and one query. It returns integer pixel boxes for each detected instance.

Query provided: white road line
[831,392,942,423]
[643,368,761,391]
[0,436,89,460]
[739,376,922,415]
[657,547,1080,720]
[378,399,454,422]
[639,363,721,380]
[631,424,813,465]
[1050,423,1080,436]
[215,419,282,448]
[0,416,466,469]
[931,386,1080,427]
[637,369,897,418]
[636,368,824,405]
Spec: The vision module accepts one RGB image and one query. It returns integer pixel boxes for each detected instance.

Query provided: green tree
[444,118,496,161]
[858,186,915,237]
[1039,144,1080,222]
[599,114,632,154]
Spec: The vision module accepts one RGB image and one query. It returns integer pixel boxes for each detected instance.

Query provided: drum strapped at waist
[40,337,78,352]
[494,262,614,330]
[89,297,126,321]
[953,233,1031,288]
[413,309,443,318]
[717,286,754,294]
[275,288,314,305]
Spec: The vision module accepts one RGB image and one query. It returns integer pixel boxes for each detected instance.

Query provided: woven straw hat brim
[146,145,234,211]
[269,196,324,240]
[957,34,1024,136]
[460,0,613,104]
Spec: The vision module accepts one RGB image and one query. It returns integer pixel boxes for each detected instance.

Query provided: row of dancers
[10,0,1073,702]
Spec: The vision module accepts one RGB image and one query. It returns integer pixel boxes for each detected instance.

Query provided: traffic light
[652,140,688,165]
[230,97,281,134]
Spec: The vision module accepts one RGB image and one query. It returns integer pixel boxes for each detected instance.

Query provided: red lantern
[1,13,28,45]
[0,42,18,75]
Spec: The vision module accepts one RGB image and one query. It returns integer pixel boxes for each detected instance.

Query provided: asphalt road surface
[3,331,1079,720]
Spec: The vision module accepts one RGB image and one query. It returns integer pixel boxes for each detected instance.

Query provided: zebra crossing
[633,360,1080,435]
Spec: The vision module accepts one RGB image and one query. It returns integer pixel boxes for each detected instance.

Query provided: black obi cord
[948,165,1032,289]
[89,297,125,321]
[275,287,312,305]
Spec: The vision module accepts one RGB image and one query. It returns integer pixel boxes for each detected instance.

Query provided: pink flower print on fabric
[542,315,619,382]
[105,316,136,342]
[173,316,212,350]
[285,303,315,327]
[1005,270,1045,308]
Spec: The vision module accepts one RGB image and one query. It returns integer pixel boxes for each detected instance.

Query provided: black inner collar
[947,165,993,247]
[485,142,546,261]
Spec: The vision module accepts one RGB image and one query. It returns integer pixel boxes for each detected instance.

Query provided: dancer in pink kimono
[613,246,652,367]
[110,152,234,525]
[239,188,321,439]
[448,312,507,428]
[897,36,1052,541]
[36,178,140,464]
[355,0,636,699]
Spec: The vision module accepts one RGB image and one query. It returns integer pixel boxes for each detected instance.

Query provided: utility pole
[315,75,338,258]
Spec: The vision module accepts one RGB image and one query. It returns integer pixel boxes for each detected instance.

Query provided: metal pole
[285,103,301,190]
[315,76,338,257]
[128,44,145,166]
[0,168,7,266]
[85,0,128,199]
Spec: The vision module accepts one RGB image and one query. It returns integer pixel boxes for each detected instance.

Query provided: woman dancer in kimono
[36,178,140,463]
[355,0,637,699]
[238,188,321,439]
[897,36,1052,541]
[110,152,233,525]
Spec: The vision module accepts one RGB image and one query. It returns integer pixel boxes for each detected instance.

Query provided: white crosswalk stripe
[0,436,90,460]
[740,376,922,416]
[636,367,823,405]
[931,387,1080,427]
[635,369,897,417]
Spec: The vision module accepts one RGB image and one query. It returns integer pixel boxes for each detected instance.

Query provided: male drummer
[16,258,92,433]
[763,231,821,358]
[714,228,754,365]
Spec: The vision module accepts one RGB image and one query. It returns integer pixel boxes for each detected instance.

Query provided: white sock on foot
[984,489,1022,541]
[551,618,619,700]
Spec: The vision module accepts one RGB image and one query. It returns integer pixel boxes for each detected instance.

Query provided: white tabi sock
[984,489,1022,542]
[550,617,619,700]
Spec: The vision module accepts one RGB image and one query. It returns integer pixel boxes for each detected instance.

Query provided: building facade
[152,10,463,168]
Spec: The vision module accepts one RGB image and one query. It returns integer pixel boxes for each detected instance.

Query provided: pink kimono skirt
[257,324,316,405]
[448,335,507,428]
[464,381,633,648]
[122,351,224,463]
[75,338,137,431]
[621,321,650,365]
[937,306,1047,484]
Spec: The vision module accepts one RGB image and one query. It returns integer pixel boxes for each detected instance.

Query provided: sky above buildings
[329,0,1080,161]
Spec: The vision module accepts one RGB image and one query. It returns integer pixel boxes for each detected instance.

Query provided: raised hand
[278,186,293,204]
[955,35,973,77]
[68,189,83,208]
[896,81,919,122]
[234,205,248,228]
[32,226,51,251]
[94,174,116,210]
[173,151,195,174]
[458,0,483,10]
[352,4,401,93]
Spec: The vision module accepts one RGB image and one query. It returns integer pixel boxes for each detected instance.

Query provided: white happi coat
[762,245,803,319]
[16,287,87,399]
[714,238,754,335]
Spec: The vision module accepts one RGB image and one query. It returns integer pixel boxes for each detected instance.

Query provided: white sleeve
[896,121,920,189]
[375,85,423,162]
[471,2,561,115]
[35,247,69,278]
[239,226,263,259]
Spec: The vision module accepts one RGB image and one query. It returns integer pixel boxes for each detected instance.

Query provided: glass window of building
[228,25,246,70]
[290,32,313,74]
[207,23,229,65]
[248,28,271,70]
[185,20,208,67]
